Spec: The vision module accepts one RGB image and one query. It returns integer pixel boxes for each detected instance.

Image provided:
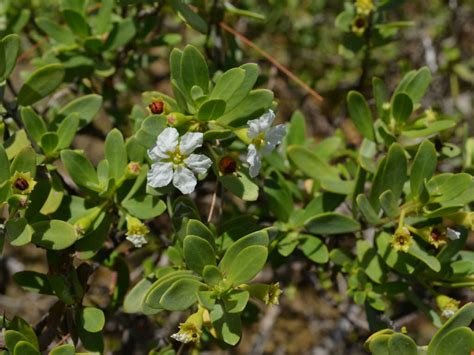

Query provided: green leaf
[356,194,381,224]
[183,235,216,275]
[36,17,75,45]
[169,0,208,34]
[63,9,90,37]
[357,240,386,283]
[210,68,246,102]
[224,63,259,112]
[40,133,59,154]
[10,147,36,177]
[287,145,340,181]
[135,115,167,148]
[217,89,273,126]
[299,235,329,264]
[20,107,46,142]
[198,100,226,121]
[411,140,437,197]
[105,18,136,51]
[181,45,209,95]
[78,307,105,333]
[13,341,40,355]
[144,271,196,309]
[6,218,32,246]
[408,241,441,272]
[121,195,166,219]
[369,143,408,211]
[428,173,472,203]
[61,150,99,190]
[9,316,39,350]
[222,289,249,313]
[31,220,77,250]
[18,64,65,106]
[305,212,360,235]
[428,303,474,354]
[219,230,268,274]
[58,94,103,128]
[401,120,455,138]
[373,77,388,119]
[430,327,473,355]
[225,245,268,285]
[159,278,202,311]
[202,265,222,287]
[388,333,418,355]
[56,113,80,149]
[379,190,400,218]
[210,303,242,346]
[77,327,103,354]
[12,271,53,294]
[347,91,374,141]
[286,111,306,146]
[219,171,259,201]
[4,331,30,352]
[123,275,155,314]
[49,344,75,355]
[264,173,293,221]
[277,232,299,257]
[0,145,10,183]
[395,67,432,104]
[187,219,215,250]
[391,92,413,124]
[367,334,391,355]
[0,34,21,82]
[105,129,127,180]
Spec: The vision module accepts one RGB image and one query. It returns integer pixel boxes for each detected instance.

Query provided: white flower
[446,228,460,240]
[126,234,148,248]
[147,127,212,194]
[246,110,286,178]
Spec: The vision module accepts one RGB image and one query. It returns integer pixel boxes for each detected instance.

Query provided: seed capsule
[148,100,164,115]
[219,156,237,174]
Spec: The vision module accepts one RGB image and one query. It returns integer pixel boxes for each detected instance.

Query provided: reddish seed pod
[148,100,164,115]
[219,156,237,174]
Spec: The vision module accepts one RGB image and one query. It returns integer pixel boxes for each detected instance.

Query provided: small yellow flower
[356,0,375,16]
[171,307,204,344]
[263,282,283,306]
[436,295,460,318]
[352,15,368,36]
[125,215,149,248]
[391,226,412,252]
[10,171,37,195]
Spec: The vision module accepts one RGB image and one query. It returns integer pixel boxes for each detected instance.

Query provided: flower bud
[436,295,460,318]
[72,207,102,236]
[218,156,237,175]
[241,282,282,306]
[125,215,149,248]
[356,0,374,15]
[171,307,204,344]
[148,100,164,115]
[126,162,141,178]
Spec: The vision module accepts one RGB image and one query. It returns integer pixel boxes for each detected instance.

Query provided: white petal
[180,132,203,155]
[247,110,275,139]
[149,127,179,160]
[247,144,261,178]
[126,234,148,248]
[147,162,173,188]
[173,166,197,194]
[184,154,212,175]
[261,124,287,156]
[446,228,460,240]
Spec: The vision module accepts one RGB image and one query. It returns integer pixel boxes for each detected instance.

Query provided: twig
[207,181,218,223]
[219,21,324,104]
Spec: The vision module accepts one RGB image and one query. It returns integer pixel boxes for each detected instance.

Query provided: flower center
[252,132,266,148]
[169,149,184,165]
[14,178,29,191]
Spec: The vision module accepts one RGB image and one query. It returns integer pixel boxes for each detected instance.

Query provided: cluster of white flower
[147,110,286,193]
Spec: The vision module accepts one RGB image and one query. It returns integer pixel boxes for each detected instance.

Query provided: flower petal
[247,110,275,139]
[180,132,203,155]
[147,162,173,188]
[446,228,460,240]
[262,123,287,156]
[148,127,179,160]
[247,144,261,178]
[126,234,148,248]
[184,154,212,175]
[173,166,197,194]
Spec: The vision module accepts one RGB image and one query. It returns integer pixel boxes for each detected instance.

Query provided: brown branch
[219,21,324,104]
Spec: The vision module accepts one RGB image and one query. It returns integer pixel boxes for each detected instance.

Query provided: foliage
[0,0,473,354]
